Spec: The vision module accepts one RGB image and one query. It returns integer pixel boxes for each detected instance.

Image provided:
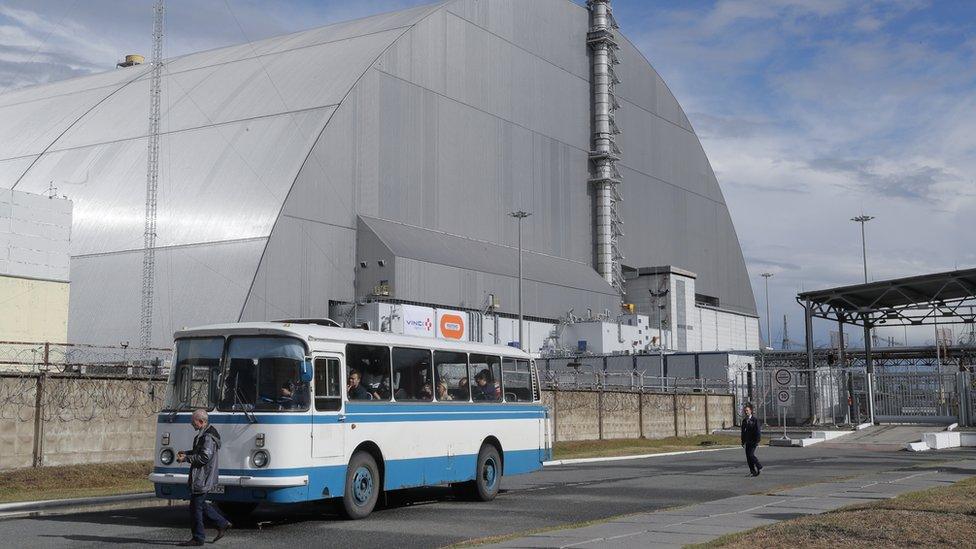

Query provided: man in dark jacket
[176,409,231,546]
[741,404,763,476]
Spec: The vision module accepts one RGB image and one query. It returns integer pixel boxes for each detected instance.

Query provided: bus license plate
[211,485,225,494]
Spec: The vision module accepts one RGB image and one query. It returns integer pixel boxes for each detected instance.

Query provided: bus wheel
[341,451,380,519]
[472,444,501,502]
[216,501,258,521]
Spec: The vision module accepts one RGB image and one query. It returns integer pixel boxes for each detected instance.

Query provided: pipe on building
[587,0,623,292]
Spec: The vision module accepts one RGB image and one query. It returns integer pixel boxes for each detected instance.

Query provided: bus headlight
[160,448,175,465]
[252,450,270,468]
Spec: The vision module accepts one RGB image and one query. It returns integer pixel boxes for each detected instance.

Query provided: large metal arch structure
[0,0,756,347]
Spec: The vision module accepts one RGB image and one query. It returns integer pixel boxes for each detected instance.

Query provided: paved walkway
[487,458,976,548]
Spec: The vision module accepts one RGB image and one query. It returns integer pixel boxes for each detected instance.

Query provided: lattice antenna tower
[140,0,164,351]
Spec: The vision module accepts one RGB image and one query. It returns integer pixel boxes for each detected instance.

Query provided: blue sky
[1,0,974,347]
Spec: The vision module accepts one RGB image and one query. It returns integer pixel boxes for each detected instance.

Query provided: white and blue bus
[150,320,551,519]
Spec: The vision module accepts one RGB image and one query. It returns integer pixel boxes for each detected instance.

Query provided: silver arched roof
[0,0,756,346]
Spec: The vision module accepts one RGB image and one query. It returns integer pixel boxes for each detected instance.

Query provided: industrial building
[0,0,758,353]
[0,189,72,342]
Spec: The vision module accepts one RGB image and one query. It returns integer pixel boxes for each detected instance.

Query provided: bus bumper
[149,473,309,488]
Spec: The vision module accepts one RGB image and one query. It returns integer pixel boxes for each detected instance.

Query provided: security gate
[872,371,959,424]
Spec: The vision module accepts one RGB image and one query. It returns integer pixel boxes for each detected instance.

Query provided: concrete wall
[0,375,163,470]
[544,389,734,443]
[0,373,735,470]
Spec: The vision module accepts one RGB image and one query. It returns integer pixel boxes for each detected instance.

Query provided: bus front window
[218,337,310,412]
[164,337,223,411]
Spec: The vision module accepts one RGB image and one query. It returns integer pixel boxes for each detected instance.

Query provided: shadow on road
[39,534,178,545]
[30,485,481,531]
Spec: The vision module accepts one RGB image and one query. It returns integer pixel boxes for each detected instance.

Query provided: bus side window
[502,358,533,402]
[434,351,469,402]
[392,347,433,401]
[469,354,502,402]
[314,358,342,411]
[346,344,392,401]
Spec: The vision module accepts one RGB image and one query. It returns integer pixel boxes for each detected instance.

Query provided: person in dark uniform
[347,369,372,400]
[741,403,763,476]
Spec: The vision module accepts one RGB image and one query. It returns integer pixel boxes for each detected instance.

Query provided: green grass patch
[0,461,153,504]
[553,434,751,460]
[694,475,976,548]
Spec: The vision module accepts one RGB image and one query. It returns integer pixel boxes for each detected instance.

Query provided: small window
[434,351,468,402]
[392,347,433,401]
[314,358,342,411]
[346,344,392,401]
[469,354,502,402]
[502,358,533,402]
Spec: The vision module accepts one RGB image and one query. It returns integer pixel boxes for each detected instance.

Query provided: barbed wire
[0,341,171,423]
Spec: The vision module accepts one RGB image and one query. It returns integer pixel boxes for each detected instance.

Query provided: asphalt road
[5,445,975,548]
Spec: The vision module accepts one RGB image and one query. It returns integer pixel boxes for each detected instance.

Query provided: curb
[0,492,161,519]
[543,446,739,466]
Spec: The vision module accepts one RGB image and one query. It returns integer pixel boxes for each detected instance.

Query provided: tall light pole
[760,273,773,349]
[851,215,874,283]
[510,211,531,350]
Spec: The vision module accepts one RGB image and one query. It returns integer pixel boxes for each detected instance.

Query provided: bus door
[312,356,344,459]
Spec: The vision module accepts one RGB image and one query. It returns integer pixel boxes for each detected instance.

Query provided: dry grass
[553,435,748,460]
[698,476,976,548]
[0,461,153,504]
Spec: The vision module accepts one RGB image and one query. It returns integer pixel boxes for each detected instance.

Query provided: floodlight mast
[140,0,164,352]
[851,215,874,284]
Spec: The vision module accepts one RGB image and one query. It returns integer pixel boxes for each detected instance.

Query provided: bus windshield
[164,337,223,411]
[218,336,310,412]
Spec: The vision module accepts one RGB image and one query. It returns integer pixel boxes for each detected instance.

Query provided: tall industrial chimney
[587,0,623,292]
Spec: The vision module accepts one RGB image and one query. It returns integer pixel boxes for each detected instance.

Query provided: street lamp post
[851,214,876,423]
[509,211,531,351]
[851,215,874,283]
[760,273,773,350]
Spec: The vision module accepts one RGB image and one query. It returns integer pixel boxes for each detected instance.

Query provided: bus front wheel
[341,451,380,519]
[456,444,501,502]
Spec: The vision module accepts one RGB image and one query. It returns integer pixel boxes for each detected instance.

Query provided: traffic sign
[774,368,792,387]
[774,368,793,408]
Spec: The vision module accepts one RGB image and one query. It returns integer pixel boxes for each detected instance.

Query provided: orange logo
[439,314,465,340]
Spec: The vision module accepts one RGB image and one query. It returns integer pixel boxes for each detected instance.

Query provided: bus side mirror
[301,359,313,383]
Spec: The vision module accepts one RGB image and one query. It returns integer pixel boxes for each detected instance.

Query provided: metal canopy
[797,268,976,327]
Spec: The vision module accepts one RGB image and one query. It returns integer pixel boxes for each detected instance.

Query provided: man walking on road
[176,409,231,546]
[741,404,763,477]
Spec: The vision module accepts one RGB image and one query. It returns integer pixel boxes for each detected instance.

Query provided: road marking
[543,446,739,466]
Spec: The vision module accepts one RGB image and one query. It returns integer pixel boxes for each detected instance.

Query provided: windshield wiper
[167,403,188,422]
[231,372,257,424]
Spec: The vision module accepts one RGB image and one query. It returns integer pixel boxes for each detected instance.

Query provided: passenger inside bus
[473,369,501,401]
[436,382,453,401]
[347,369,372,400]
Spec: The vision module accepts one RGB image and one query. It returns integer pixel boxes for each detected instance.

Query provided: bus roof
[173,322,533,358]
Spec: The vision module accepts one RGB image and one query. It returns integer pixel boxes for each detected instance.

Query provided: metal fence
[0,340,171,374]
[539,356,732,394]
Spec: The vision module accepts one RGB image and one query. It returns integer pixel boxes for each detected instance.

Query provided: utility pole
[760,272,773,349]
[509,211,531,351]
[140,0,164,352]
[851,215,874,283]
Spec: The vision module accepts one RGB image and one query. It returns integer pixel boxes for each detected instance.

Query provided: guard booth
[797,268,976,426]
